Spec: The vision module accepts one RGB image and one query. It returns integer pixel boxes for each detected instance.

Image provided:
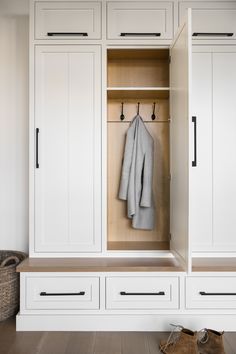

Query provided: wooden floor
[0,318,236,354]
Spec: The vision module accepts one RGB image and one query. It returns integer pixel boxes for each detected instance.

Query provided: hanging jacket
[118,115,155,230]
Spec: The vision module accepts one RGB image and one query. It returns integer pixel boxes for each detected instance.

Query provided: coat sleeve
[140,138,154,208]
[118,123,136,200]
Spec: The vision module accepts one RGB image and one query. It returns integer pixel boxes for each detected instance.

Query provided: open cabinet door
[170,9,192,272]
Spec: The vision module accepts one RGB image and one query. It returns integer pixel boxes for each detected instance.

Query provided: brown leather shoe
[198,329,226,354]
[160,328,199,354]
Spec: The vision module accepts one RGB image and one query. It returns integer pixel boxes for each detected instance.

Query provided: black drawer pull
[120,291,165,296]
[47,32,88,37]
[193,32,234,37]
[40,291,85,296]
[36,128,39,169]
[120,33,161,37]
[200,291,236,296]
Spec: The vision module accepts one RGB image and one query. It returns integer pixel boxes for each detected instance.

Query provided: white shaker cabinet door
[34,45,101,253]
[191,53,213,251]
[213,52,236,250]
[170,9,192,270]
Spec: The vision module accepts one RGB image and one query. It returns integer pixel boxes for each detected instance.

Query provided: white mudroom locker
[16,0,236,331]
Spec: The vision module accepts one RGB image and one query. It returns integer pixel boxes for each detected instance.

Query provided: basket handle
[0,256,20,267]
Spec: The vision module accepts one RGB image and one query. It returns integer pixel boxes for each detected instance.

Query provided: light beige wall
[0,0,29,253]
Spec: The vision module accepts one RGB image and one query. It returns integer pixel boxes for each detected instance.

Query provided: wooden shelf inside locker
[107,88,170,100]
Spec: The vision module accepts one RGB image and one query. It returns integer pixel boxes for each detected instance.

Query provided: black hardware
[40,291,85,296]
[137,102,140,115]
[36,128,39,169]
[120,33,161,37]
[193,32,234,37]
[47,32,88,37]
[120,291,165,296]
[120,102,125,121]
[192,116,197,167]
[151,102,156,120]
[200,291,236,296]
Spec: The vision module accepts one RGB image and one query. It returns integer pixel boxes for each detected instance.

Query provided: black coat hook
[137,102,140,115]
[151,102,156,120]
[120,102,125,120]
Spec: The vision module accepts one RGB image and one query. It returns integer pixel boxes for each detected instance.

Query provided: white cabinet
[106,276,179,309]
[25,275,100,310]
[107,1,173,40]
[186,276,236,309]
[35,2,102,39]
[191,50,236,252]
[179,2,236,39]
[34,45,101,253]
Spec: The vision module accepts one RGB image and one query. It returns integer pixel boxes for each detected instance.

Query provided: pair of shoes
[159,326,226,354]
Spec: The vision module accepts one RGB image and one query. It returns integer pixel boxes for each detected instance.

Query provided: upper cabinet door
[35,2,101,39]
[179,2,236,40]
[170,9,192,271]
[34,45,101,253]
[107,1,173,40]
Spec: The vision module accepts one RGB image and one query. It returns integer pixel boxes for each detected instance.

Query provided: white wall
[0,0,29,253]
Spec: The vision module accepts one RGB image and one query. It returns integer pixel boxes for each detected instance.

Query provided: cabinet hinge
[169,56,171,64]
[168,174,171,181]
[169,233,172,240]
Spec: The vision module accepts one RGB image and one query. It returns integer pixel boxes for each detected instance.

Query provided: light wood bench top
[17,257,184,273]
[192,258,236,272]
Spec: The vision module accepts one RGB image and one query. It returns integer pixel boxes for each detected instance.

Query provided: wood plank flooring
[0,318,236,354]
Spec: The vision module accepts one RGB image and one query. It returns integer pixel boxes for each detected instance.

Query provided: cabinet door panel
[34,45,101,253]
[213,52,236,249]
[170,9,192,270]
[107,2,173,40]
[35,2,101,39]
[179,2,236,39]
[191,53,213,250]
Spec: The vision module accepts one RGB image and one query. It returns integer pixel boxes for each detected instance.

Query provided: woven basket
[0,250,27,321]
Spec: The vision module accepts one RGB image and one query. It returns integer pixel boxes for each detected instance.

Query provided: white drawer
[106,276,179,309]
[35,2,101,39]
[179,2,236,40]
[25,275,99,310]
[107,2,173,40]
[186,277,236,309]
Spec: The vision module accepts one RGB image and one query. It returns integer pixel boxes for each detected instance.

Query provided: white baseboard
[16,314,236,332]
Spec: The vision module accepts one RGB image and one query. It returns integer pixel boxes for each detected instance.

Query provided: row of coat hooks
[120,102,158,121]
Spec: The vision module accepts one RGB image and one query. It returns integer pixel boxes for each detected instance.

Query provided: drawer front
[35,2,101,39]
[26,276,99,310]
[107,2,173,40]
[106,277,179,309]
[179,2,236,39]
[186,277,236,309]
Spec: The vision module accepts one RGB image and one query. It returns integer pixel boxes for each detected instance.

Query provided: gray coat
[118,115,155,230]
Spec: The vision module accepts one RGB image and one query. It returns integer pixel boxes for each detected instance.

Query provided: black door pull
[120,33,161,37]
[192,116,197,167]
[120,291,165,296]
[193,32,233,37]
[200,291,236,296]
[36,128,39,168]
[47,32,88,37]
[40,291,85,296]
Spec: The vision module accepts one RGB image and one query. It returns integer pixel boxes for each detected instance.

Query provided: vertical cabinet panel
[170,10,191,269]
[34,45,101,253]
[191,53,213,250]
[213,52,236,249]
